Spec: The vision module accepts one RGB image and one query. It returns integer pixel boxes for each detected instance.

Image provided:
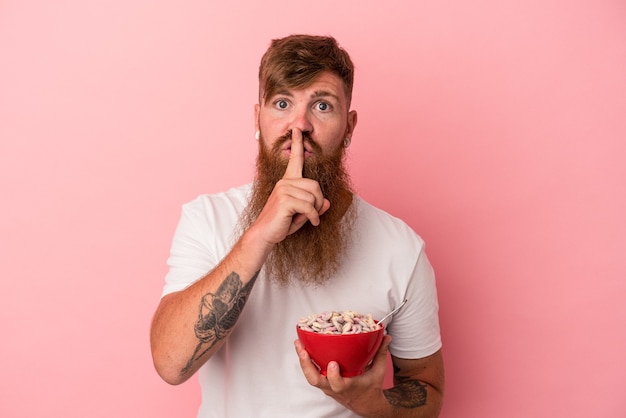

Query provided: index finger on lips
[283,128,304,179]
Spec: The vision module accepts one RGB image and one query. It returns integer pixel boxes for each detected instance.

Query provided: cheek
[316,122,346,146]
[260,115,288,137]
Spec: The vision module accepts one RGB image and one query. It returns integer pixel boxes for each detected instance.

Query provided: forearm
[150,228,271,384]
[381,380,443,417]
[352,381,443,418]
[345,350,445,418]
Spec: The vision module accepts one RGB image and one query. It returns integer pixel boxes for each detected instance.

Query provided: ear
[254,103,260,132]
[346,110,358,138]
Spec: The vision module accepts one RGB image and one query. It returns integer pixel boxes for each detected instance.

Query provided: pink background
[1,1,625,417]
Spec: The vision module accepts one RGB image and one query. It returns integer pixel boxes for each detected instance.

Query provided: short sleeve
[387,244,442,359]
[161,187,248,297]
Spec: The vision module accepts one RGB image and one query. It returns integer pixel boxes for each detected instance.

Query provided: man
[150,34,444,417]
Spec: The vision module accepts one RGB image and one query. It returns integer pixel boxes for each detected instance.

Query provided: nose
[290,107,313,136]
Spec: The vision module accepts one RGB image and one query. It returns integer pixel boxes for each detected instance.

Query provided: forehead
[263,71,348,103]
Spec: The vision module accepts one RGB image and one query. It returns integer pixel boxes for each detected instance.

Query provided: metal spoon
[377,299,408,325]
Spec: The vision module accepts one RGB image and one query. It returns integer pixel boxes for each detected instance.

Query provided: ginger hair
[258,34,354,106]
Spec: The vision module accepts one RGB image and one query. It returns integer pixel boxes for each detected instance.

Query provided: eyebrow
[311,90,340,102]
[271,89,340,102]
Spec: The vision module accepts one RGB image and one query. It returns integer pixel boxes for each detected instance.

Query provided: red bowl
[296,323,385,377]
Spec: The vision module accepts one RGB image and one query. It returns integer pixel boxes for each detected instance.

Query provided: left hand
[294,335,393,416]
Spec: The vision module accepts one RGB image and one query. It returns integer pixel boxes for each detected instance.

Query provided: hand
[294,335,393,416]
[252,128,331,246]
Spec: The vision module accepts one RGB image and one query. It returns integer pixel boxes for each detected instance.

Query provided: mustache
[270,130,323,154]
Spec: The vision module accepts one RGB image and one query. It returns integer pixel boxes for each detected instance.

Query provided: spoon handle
[377,299,408,325]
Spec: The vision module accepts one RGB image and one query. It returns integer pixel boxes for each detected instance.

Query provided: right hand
[252,128,331,247]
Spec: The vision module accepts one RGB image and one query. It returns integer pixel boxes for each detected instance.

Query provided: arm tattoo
[180,271,259,376]
[383,366,428,409]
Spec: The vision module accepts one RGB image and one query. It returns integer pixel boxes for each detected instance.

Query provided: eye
[275,99,289,110]
[315,101,331,112]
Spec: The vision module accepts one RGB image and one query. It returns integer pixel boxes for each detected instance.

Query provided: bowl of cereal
[296,310,385,377]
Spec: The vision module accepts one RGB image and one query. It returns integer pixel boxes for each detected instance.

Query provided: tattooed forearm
[383,375,428,408]
[180,271,259,375]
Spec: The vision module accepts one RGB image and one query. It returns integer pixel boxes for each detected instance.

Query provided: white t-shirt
[163,184,442,418]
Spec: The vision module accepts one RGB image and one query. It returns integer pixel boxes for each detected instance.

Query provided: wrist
[346,390,392,418]
[237,225,274,267]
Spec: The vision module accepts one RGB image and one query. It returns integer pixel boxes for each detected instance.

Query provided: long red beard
[238,133,356,286]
